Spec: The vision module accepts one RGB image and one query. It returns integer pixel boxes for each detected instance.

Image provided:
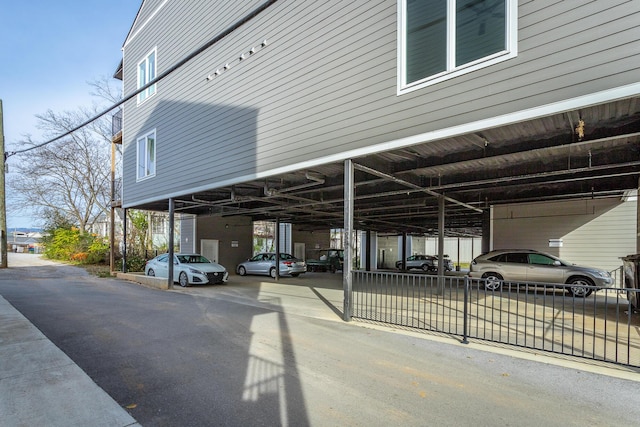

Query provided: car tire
[291,273,300,277]
[567,277,594,298]
[481,273,503,291]
[238,266,246,276]
[179,272,189,287]
[147,268,155,277]
[269,267,277,279]
[421,264,430,272]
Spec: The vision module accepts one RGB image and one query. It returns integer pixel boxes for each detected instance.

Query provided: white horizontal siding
[492,195,637,271]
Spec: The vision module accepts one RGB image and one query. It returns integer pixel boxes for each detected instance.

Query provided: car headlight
[595,270,611,278]
[188,268,205,275]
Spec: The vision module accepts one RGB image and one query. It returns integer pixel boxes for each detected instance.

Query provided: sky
[0,0,142,229]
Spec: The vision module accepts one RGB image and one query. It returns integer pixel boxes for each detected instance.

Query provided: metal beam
[353,163,483,213]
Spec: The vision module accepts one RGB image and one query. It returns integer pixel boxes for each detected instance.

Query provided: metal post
[0,100,7,268]
[109,140,116,273]
[637,177,640,253]
[343,159,354,321]
[275,217,280,280]
[168,198,175,289]
[438,195,445,293]
[462,276,469,344]
[401,232,407,270]
[366,230,371,271]
[122,208,127,273]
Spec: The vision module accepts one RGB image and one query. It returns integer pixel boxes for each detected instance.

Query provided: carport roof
[131,97,640,236]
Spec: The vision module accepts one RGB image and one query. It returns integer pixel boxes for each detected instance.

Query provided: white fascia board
[123,0,169,49]
[124,82,640,209]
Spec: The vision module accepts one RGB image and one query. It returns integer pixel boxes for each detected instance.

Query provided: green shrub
[43,227,109,265]
[86,237,109,264]
[125,255,147,272]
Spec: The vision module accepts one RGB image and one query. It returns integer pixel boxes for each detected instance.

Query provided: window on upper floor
[137,48,157,103]
[137,130,156,180]
[398,0,517,94]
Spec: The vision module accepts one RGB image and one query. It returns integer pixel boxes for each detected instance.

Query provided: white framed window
[137,48,157,103]
[152,215,166,234]
[137,130,156,180]
[398,0,517,94]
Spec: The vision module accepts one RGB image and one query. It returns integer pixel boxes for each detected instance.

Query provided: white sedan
[145,253,229,287]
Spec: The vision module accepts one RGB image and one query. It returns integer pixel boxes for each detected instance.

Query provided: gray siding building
[116,1,640,270]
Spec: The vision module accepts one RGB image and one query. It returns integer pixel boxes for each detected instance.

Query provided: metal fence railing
[352,271,640,368]
[112,109,122,137]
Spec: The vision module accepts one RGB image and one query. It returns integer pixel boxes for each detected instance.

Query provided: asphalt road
[1,253,640,426]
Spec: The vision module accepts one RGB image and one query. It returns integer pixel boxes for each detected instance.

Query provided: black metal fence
[352,271,640,368]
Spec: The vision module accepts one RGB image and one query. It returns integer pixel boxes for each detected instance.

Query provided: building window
[137,48,157,103]
[399,0,517,93]
[152,215,166,234]
[137,130,156,180]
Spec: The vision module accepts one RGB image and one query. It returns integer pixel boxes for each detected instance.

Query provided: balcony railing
[112,109,122,137]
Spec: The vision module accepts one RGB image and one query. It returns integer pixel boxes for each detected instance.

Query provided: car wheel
[179,272,189,287]
[421,264,430,272]
[567,277,594,298]
[481,273,503,291]
[269,267,277,279]
[147,268,155,277]
[291,273,300,277]
[238,266,246,276]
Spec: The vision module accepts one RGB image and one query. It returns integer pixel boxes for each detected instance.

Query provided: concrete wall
[291,229,331,261]
[196,215,253,273]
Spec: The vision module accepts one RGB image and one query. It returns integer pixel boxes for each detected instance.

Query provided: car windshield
[177,255,210,264]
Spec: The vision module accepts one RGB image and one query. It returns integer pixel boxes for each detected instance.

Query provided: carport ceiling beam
[353,163,483,213]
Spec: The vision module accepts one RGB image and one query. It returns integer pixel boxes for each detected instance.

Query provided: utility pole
[0,99,8,268]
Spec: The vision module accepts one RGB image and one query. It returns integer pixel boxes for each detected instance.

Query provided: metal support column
[0,100,7,269]
[365,230,371,271]
[343,159,354,321]
[401,232,407,270]
[168,198,174,289]
[109,140,116,273]
[122,208,127,273]
[438,195,445,294]
[275,218,280,280]
[637,177,640,253]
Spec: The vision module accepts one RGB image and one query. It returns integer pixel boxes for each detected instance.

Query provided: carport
[130,99,640,234]
[121,94,640,315]
[117,92,640,364]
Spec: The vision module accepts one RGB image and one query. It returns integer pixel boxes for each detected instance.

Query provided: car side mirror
[553,260,561,266]
[174,261,179,265]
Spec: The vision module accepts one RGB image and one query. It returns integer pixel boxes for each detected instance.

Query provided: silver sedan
[237,252,306,278]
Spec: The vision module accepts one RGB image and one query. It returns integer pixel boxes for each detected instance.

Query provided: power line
[4,0,279,160]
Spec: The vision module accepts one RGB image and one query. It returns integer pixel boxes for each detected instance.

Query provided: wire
[4,0,279,161]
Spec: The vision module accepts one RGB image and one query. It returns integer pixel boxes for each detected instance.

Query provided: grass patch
[78,263,114,278]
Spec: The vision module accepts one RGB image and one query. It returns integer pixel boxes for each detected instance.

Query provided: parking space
[166,272,346,322]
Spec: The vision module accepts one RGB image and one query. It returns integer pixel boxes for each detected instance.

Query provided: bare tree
[9,106,113,233]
